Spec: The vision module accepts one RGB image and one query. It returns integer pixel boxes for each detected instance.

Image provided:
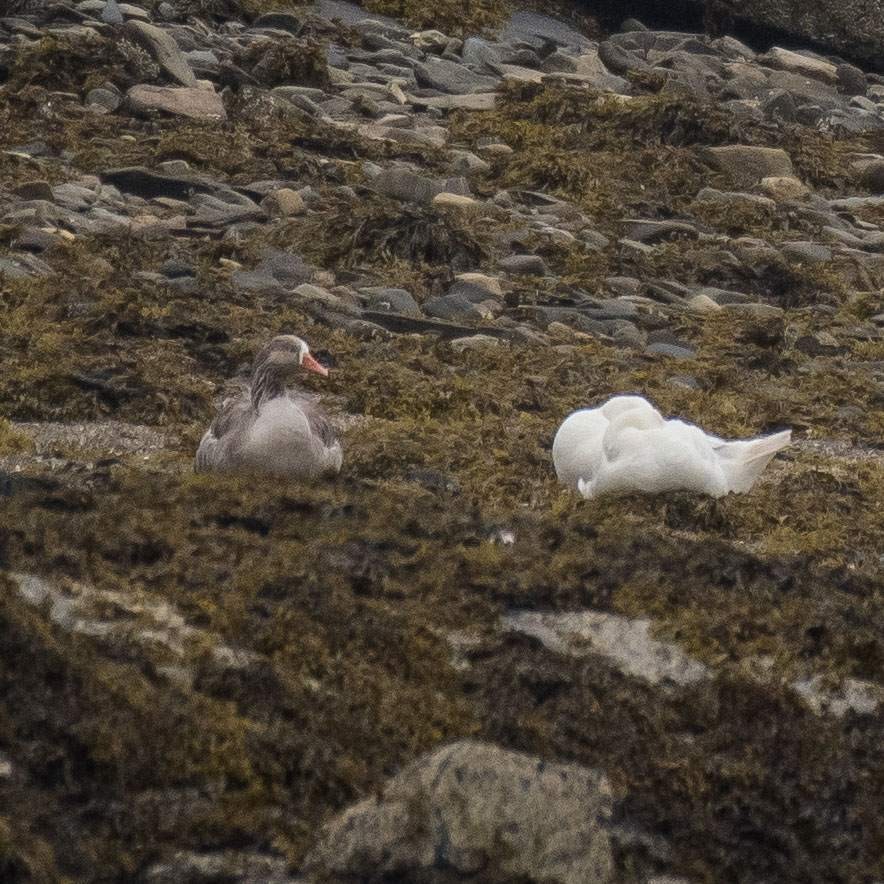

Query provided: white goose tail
[577,477,594,499]
[716,429,792,493]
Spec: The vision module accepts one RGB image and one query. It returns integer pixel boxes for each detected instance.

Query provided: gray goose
[195,335,342,479]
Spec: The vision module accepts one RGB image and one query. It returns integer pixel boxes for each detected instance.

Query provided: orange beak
[301,352,329,377]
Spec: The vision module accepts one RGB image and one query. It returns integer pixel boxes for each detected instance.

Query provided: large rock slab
[302,739,614,883]
[761,46,838,84]
[372,167,469,204]
[125,20,197,87]
[127,85,226,121]
[101,166,230,199]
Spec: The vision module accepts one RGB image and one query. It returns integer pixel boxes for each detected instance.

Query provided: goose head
[249,335,329,409]
[599,394,658,420]
[256,334,329,379]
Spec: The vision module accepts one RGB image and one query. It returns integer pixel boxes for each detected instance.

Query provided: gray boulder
[302,739,614,884]
[705,145,794,187]
[858,159,884,193]
[373,167,470,205]
[358,287,422,316]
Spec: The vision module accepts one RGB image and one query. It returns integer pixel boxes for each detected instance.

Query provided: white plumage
[552,395,791,499]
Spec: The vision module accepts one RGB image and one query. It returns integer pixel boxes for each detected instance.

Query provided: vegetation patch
[275,193,505,279]
[360,0,510,36]
[451,83,871,228]
[0,418,32,456]
[234,36,329,88]
[6,33,158,95]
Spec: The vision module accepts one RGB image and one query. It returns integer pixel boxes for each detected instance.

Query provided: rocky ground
[0,0,882,881]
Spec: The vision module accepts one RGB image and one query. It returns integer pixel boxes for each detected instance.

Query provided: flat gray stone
[100,0,123,23]
[408,91,497,111]
[499,10,593,52]
[461,36,504,68]
[646,341,696,359]
[761,46,837,84]
[186,50,220,72]
[828,195,884,211]
[448,149,490,175]
[254,249,313,286]
[424,293,493,321]
[127,84,225,121]
[503,610,709,687]
[358,287,422,316]
[414,58,498,94]
[694,187,776,213]
[231,271,284,293]
[144,850,297,883]
[498,254,547,275]
[77,0,149,19]
[622,219,699,243]
[598,40,650,76]
[781,241,832,263]
[86,86,122,112]
[449,334,501,351]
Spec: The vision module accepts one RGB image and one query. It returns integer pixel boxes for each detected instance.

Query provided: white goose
[553,395,791,499]
[195,335,343,479]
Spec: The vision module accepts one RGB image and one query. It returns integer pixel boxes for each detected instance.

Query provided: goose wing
[289,391,339,449]
[195,386,254,472]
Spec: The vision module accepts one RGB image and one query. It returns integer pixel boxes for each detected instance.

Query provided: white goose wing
[653,419,729,496]
[584,412,726,498]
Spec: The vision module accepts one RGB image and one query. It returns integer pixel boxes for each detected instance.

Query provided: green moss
[6,33,156,95]
[274,193,504,277]
[234,36,329,88]
[0,419,32,456]
[361,0,510,36]
[451,83,873,228]
[451,86,740,224]
[171,0,294,22]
